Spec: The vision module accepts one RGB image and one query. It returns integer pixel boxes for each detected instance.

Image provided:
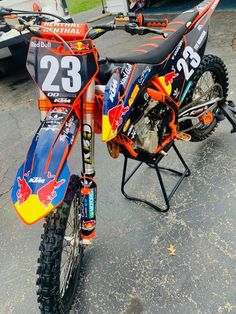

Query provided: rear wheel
[179,55,229,142]
[36,175,83,314]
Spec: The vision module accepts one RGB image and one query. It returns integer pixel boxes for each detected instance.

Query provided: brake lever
[145,27,168,38]
[125,23,168,38]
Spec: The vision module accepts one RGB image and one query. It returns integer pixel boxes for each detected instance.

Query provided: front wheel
[179,55,229,142]
[36,175,83,314]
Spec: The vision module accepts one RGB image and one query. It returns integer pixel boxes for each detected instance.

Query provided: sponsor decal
[121,63,133,87]
[29,177,45,184]
[42,22,83,35]
[82,220,96,232]
[158,66,179,96]
[69,41,89,51]
[194,30,207,50]
[52,107,69,113]
[59,115,75,142]
[164,66,179,86]
[108,102,129,131]
[138,66,151,85]
[173,88,180,99]
[109,79,118,102]
[17,177,32,205]
[81,188,95,219]
[127,125,137,140]
[54,98,72,103]
[82,124,92,164]
[37,175,65,208]
[128,84,140,106]
[31,40,51,48]
[171,40,183,60]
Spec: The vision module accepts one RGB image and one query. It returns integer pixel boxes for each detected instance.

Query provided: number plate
[27,38,98,104]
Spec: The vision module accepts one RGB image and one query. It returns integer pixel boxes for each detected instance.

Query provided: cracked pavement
[0,7,236,314]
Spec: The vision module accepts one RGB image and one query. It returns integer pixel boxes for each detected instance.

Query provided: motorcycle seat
[107,10,199,65]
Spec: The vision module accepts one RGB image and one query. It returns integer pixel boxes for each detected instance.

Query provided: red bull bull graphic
[37,178,65,208]
[69,41,89,51]
[164,66,179,86]
[108,103,129,131]
[16,177,32,205]
[12,163,69,225]
[158,66,179,96]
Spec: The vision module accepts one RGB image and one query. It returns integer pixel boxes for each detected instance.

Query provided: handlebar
[132,13,168,28]
[89,22,168,40]
[89,13,169,40]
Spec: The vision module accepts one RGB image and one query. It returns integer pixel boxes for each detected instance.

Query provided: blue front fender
[12,106,80,224]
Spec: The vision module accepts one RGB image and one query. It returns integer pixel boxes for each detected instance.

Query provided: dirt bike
[1,0,235,312]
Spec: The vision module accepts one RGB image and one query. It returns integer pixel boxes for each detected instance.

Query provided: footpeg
[176,132,192,141]
[221,101,236,133]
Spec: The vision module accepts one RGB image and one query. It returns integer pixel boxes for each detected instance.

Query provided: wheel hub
[199,111,214,125]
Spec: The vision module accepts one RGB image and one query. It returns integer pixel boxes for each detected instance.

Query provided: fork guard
[12,107,80,225]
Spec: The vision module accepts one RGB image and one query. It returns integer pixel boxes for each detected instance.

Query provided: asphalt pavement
[0,4,236,314]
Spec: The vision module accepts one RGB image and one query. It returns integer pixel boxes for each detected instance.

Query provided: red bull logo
[17,177,32,205]
[53,107,68,113]
[37,175,65,208]
[108,103,129,131]
[82,220,96,231]
[69,41,89,51]
[164,66,179,86]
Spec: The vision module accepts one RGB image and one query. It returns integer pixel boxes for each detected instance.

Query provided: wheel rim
[60,194,81,298]
[191,70,219,130]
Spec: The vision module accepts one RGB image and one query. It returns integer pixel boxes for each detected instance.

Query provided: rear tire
[179,55,229,142]
[36,175,83,314]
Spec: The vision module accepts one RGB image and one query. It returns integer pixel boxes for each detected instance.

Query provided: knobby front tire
[36,175,83,314]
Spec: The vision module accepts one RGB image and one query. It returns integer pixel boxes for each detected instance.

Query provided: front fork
[80,79,97,240]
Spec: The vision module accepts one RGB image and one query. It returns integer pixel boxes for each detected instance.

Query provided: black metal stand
[221,101,236,133]
[121,142,190,212]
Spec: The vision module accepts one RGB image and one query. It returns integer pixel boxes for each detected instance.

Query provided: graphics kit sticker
[159,66,179,96]
[27,38,98,104]
[108,102,129,131]
[12,107,80,224]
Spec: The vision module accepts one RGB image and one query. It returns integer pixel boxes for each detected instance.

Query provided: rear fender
[12,106,80,225]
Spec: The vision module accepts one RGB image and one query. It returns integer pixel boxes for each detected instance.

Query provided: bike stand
[221,100,236,133]
[121,142,191,213]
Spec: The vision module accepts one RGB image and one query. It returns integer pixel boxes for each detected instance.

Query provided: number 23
[177,46,201,81]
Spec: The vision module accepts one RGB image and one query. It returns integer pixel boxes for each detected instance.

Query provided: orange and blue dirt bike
[0,0,235,312]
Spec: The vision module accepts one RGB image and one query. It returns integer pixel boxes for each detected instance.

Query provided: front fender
[12,106,80,225]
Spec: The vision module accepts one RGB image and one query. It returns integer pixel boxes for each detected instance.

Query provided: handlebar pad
[137,14,168,27]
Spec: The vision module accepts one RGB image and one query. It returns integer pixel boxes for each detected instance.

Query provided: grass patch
[66,0,102,15]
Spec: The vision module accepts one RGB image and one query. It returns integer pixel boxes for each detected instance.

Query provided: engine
[126,93,171,154]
